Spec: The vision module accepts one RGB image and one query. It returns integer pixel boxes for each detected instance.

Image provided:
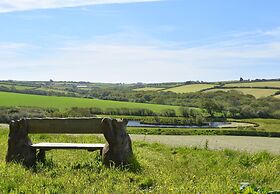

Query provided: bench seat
[32,143,105,152]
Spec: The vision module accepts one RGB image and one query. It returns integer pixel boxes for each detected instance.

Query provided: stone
[6,119,36,167]
[101,118,133,166]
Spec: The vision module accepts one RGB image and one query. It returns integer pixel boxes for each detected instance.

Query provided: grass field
[0,91,181,114]
[205,88,278,98]
[133,87,164,91]
[34,87,68,94]
[164,84,216,93]
[0,128,279,193]
[234,118,280,132]
[224,81,280,88]
[275,95,280,99]
[0,83,35,90]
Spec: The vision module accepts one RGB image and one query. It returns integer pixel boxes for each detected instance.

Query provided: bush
[161,109,176,117]
[0,107,47,123]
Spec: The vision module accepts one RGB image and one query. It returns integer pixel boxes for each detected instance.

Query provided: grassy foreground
[0,128,279,193]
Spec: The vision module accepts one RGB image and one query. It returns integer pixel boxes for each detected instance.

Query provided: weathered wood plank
[31,143,105,150]
[26,118,104,134]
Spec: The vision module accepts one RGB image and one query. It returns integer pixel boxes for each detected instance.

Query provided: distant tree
[240,105,257,118]
[240,77,244,82]
[202,100,223,117]
[180,107,191,118]
[162,109,176,117]
[228,107,240,118]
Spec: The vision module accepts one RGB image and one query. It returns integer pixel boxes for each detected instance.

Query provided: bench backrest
[24,118,104,134]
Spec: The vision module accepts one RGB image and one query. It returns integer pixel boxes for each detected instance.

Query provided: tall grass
[0,128,279,193]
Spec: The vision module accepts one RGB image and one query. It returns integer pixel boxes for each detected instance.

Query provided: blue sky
[0,0,279,83]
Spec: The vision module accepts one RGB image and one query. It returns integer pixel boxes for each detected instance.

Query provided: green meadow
[0,91,181,114]
[164,84,216,93]
[0,127,279,193]
[205,88,279,98]
[133,87,165,91]
[224,81,280,88]
[0,83,35,90]
[236,118,280,132]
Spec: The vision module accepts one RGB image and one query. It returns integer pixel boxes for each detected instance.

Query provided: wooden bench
[6,117,133,167]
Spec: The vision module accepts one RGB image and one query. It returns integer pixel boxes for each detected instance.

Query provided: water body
[127,121,232,128]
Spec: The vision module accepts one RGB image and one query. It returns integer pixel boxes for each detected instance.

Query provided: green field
[164,84,216,93]
[0,91,181,114]
[235,118,280,132]
[224,81,280,88]
[275,95,280,99]
[0,83,35,90]
[0,128,279,193]
[133,87,164,91]
[34,87,68,94]
[205,88,278,98]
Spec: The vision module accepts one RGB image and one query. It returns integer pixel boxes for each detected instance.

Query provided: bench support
[101,118,133,166]
[6,119,36,167]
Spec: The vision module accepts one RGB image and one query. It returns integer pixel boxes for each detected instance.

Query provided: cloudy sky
[0,0,279,83]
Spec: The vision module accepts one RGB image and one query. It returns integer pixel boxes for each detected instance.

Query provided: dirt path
[130,135,280,154]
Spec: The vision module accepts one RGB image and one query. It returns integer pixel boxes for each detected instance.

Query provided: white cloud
[1,27,280,82]
[0,0,160,13]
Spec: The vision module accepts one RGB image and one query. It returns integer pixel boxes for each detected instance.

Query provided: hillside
[0,91,181,114]
[163,79,280,98]
[224,81,280,88]
[205,88,279,98]
[164,84,216,93]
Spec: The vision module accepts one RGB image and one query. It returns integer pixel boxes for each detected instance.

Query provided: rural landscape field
[0,79,279,193]
[1,0,280,193]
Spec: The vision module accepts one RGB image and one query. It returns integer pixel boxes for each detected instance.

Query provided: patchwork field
[0,91,181,114]
[164,84,216,93]
[0,127,279,193]
[224,81,280,88]
[34,87,68,94]
[0,83,35,90]
[133,87,164,91]
[236,118,280,132]
[205,88,278,98]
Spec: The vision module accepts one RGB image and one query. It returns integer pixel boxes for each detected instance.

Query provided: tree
[202,100,223,117]
[228,107,240,118]
[180,107,191,118]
